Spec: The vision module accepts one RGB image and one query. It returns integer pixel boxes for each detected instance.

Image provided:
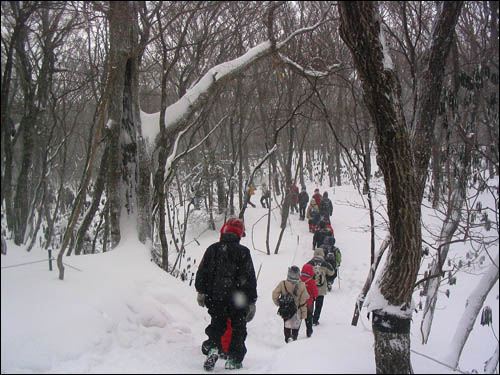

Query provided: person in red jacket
[312,188,322,207]
[300,264,319,338]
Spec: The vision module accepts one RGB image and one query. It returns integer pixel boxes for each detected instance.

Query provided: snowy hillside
[1,179,498,374]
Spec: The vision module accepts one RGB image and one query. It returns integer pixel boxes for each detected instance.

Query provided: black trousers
[305,305,314,333]
[299,204,307,219]
[205,301,248,363]
[313,295,325,324]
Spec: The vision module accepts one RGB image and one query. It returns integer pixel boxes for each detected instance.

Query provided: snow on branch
[164,115,228,184]
[142,40,272,147]
[275,19,328,49]
[142,17,331,146]
[277,52,339,78]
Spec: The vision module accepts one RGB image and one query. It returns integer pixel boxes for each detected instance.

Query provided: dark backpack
[326,247,342,270]
[319,198,330,214]
[277,281,297,320]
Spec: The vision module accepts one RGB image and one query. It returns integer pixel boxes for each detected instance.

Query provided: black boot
[306,327,313,337]
[284,327,292,343]
[291,329,299,341]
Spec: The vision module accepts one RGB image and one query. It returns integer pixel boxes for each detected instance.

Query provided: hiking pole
[256,262,263,281]
[337,269,341,289]
[291,235,299,265]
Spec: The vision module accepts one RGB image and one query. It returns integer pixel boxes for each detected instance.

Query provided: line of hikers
[272,188,341,343]
[195,189,341,370]
[245,182,334,224]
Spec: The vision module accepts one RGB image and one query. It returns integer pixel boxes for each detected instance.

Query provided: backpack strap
[283,281,289,295]
[283,280,297,297]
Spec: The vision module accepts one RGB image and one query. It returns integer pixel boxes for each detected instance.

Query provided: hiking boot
[203,348,219,371]
[225,359,242,370]
[306,328,313,337]
[313,321,320,326]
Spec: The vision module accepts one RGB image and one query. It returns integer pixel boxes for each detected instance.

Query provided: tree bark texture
[339,2,421,373]
[412,2,464,200]
[339,2,463,373]
[107,1,149,248]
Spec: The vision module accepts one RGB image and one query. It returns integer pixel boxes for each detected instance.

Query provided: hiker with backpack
[300,264,319,338]
[319,191,333,222]
[312,221,334,250]
[260,183,271,208]
[245,183,256,208]
[306,199,321,233]
[319,236,342,291]
[195,217,258,371]
[272,266,309,343]
[298,186,309,221]
[307,248,335,326]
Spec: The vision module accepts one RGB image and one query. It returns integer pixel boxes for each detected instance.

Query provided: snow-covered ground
[1,179,498,373]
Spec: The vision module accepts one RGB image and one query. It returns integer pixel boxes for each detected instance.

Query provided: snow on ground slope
[1,180,498,374]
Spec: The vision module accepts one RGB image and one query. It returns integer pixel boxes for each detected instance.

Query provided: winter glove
[197,293,206,307]
[246,303,256,322]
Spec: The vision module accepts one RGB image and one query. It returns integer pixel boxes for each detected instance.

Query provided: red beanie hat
[220,217,246,239]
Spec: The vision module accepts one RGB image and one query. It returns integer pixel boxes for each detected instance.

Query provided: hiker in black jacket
[319,192,333,223]
[298,187,309,221]
[312,221,334,250]
[195,217,258,370]
[307,248,334,326]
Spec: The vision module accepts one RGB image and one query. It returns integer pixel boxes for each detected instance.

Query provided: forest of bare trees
[1,1,498,373]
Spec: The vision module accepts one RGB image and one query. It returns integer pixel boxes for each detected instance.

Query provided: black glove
[197,293,206,307]
[246,303,256,322]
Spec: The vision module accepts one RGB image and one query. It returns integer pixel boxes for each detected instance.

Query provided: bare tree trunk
[339,2,462,373]
[1,2,37,236]
[74,145,109,255]
[352,236,390,326]
[446,253,499,369]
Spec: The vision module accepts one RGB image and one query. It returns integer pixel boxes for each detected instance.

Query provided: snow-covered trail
[22,192,377,374]
[3,183,488,374]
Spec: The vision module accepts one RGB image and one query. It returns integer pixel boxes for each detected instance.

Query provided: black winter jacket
[313,228,333,249]
[298,191,309,206]
[195,233,258,306]
[319,197,333,216]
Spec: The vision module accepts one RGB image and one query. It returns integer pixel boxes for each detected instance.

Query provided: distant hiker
[246,183,256,208]
[272,266,309,343]
[319,191,333,222]
[306,199,321,233]
[289,183,299,214]
[298,187,309,221]
[300,264,319,338]
[260,183,271,208]
[319,236,342,292]
[307,248,334,326]
[190,184,201,210]
[326,247,342,291]
[312,221,333,250]
[312,188,322,207]
[195,217,258,370]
